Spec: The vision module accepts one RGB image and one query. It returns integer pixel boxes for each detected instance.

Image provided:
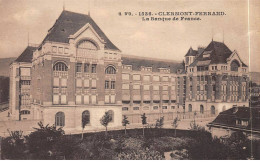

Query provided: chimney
[197,46,205,55]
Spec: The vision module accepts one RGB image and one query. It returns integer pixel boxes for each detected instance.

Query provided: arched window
[55,112,65,127]
[105,66,116,74]
[21,110,30,115]
[211,105,216,115]
[200,105,204,114]
[108,110,114,122]
[77,40,98,50]
[231,60,240,71]
[82,110,90,126]
[188,104,192,112]
[53,62,68,71]
[212,76,216,82]
[222,75,228,81]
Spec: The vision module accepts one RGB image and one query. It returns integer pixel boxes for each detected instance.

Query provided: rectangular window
[153,106,159,110]
[162,106,168,109]
[53,78,59,87]
[64,48,69,54]
[61,78,67,87]
[133,74,141,80]
[122,74,130,80]
[153,85,159,91]
[105,81,109,89]
[143,85,150,90]
[133,107,139,110]
[163,85,168,91]
[91,95,96,104]
[133,84,140,90]
[84,63,89,73]
[60,95,67,104]
[111,95,115,103]
[53,95,59,104]
[153,75,159,81]
[52,46,57,53]
[92,80,96,88]
[76,63,82,72]
[171,106,175,109]
[122,107,128,111]
[162,76,169,82]
[143,75,150,81]
[84,80,89,88]
[122,84,129,90]
[111,81,115,89]
[105,95,110,103]
[20,68,31,76]
[84,95,89,104]
[58,47,63,53]
[76,79,82,87]
[76,95,82,104]
[91,64,97,73]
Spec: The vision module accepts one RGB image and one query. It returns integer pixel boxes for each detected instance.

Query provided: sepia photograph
[0,0,259,160]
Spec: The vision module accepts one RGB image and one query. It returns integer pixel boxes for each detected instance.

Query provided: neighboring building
[8,10,250,132]
[182,41,249,119]
[0,76,9,103]
[249,83,260,107]
[208,106,260,139]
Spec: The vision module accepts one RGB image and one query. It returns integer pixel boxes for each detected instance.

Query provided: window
[153,76,159,81]
[133,84,140,90]
[20,68,31,76]
[200,105,204,114]
[84,63,89,72]
[53,95,59,104]
[108,110,114,122]
[122,74,130,80]
[133,74,141,80]
[105,95,110,103]
[211,106,215,115]
[163,85,168,91]
[21,110,30,115]
[76,63,82,72]
[53,62,68,71]
[76,79,82,87]
[91,95,96,104]
[82,110,90,125]
[55,112,65,127]
[162,106,167,109]
[143,85,150,90]
[76,95,82,104]
[77,40,98,50]
[60,95,67,104]
[64,48,69,54]
[111,81,115,89]
[143,75,150,81]
[133,107,139,110]
[122,84,129,90]
[122,107,128,111]
[92,80,96,88]
[111,95,115,103]
[143,106,149,110]
[52,46,57,53]
[53,78,59,87]
[91,64,97,73]
[84,80,89,88]
[84,95,89,104]
[105,81,109,89]
[58,47,63,53]
[188,104,192,112]
[171,106,175,109]
[105,66,116,74]
[231,60,240,71]
[162,76,169,82]
[153,106,159,110]
[153,85,159,91]
[61,78,67,87]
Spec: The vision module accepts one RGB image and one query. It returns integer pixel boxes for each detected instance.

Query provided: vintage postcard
[0,0,259,160]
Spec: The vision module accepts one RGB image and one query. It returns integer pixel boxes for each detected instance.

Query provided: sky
[0,0,259,71]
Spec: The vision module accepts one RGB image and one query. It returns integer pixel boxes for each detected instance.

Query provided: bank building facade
[9,10,249,132]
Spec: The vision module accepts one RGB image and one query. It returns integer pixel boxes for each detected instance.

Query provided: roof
[121,55,182,73]
[185,47,198,57]
[41,10,119,51]
[208,107,260,132]
[15,46,37,63]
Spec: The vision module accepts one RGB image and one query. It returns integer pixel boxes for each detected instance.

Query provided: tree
[141,113,147,136]
[122,115,130,135]
[155,116,164,129]
[100,111,112,137]
[172,117,180,137]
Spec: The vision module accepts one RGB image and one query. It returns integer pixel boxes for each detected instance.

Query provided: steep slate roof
[121,55,182,73]
[208,107,260,132]
[185,47,198,57]
[15,46,37,63]
[41,10,119,51]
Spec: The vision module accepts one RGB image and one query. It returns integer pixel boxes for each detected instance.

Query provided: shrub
[116,148,164,160]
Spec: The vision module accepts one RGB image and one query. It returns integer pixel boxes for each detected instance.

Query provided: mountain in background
[0,57,16,77]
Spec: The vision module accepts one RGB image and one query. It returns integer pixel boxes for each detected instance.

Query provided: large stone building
[8,10,249,132]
